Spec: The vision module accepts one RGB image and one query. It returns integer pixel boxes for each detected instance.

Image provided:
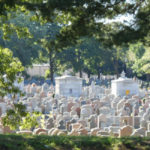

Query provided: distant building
[55,75,83,97]
[26,64,49,77]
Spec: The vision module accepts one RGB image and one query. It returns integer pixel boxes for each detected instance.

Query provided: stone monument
[55,75,82,97]
[111,71,139,97]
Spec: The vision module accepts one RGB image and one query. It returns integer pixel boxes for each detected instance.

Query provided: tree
[0,13,52,67]
[34,23,61,83]
[113,0,150,45]
[0,47,24,97]
[126,43,150,80]
[0,0,150,81]
[1,0,148,46]
[2,103,27,130]
[2,103,41,130]
[81,38,105,79]
[57,37,114,79]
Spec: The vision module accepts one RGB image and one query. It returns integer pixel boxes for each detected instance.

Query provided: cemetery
[0,71,150,139]
[0,0,150,149]
[0,71,150,149]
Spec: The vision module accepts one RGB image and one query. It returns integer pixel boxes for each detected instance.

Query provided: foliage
[0,47,24,97]
[20,112,41,130]
[0,0,150,80]
[34,23,61,82]
[57,37,127,78]
[139,48,150,74]
[2,103,27,130]
[44,69,50,79]
[1,0,149,46]
[0,13,55,66]
[127,43,147,76]
[2,103,41,130]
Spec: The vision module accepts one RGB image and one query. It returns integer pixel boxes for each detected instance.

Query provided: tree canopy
[1,0,150,46]
[0,0,150,83]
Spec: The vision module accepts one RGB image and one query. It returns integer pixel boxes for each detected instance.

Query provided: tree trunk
[114,60,119,78]
[146,74,150,81]
[97,71,100,80]
[79,69,82,78]
[88,72,90,78]
[49,52,54,84]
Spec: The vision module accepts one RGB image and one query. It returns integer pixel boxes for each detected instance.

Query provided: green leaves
[0,0,149,46]
[20,111,41,130]
[0,47,24,97]
[2,23,33,40]
[2,103,41,130]
[2,103,27,130]
[126,43,150,76]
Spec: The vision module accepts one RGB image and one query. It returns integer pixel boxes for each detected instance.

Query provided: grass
[0,134,149,150]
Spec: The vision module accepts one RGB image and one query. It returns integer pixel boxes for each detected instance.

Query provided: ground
[0,134,150,150]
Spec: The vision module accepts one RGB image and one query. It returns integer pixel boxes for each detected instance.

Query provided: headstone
[17,131,32,135]
[46,118,54,129]
[33,128,47,135]
[120,116,133,127]
[146,131,150,137]
[119,125,133,137]
[97,114,107,128]
[57,120,66,130]
[38,131,47,135]
[133,116,140,129]
[81,105,92,119]
[90,128,100,136]
[97,130,110,136]
[42,83,49,92]
[131,127,146,137]
[30,83,37,94]
[51,129,60,135]
[78,128,88,135]
[88,115,97,129]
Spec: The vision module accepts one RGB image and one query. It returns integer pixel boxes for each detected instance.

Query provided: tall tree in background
[57,37,116,79]
[126,43,150,80]
[0,13,54,66]
[35,23,61,83]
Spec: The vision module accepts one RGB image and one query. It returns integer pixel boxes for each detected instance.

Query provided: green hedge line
[0,134,150,150]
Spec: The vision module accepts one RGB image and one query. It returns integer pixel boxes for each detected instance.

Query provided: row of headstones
[0,116,149,137]
[0,95,149,123]
[16,124,150,137]
[5,95,149,132]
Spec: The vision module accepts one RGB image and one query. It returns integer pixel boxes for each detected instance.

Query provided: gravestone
[57,120,66,130]
[131,127,146,137]
[120,116,133,127]
[120,125,133,137]
[42,83,49,92]
[133,116,140,129]
[0,107,2,116]
[88,115,97,129]
[46,118,54,129]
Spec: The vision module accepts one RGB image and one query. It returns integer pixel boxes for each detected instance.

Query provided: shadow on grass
[0,134,149,150]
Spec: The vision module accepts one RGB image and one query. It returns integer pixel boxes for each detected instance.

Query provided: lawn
[0,134,149,150]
